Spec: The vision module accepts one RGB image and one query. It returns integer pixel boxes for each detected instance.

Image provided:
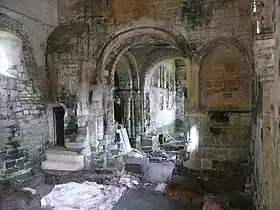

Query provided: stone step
[41,160,84,171]
[46,150,83,163]
[65,141,87,150]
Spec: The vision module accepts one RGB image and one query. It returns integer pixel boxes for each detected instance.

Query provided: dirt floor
[0,171,201,210]
[0,167,253,210]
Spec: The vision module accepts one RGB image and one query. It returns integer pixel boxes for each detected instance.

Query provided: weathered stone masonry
[44,0,254,178]
[0,14,48,180]
[4,0,280,209]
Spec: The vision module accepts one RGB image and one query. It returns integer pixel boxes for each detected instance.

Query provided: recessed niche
[209,127,222,135]
[209,112,230,124]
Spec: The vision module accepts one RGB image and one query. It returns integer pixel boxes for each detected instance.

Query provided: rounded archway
[95,25,191,85]
[94,24,191,150]
[141,48,187,141]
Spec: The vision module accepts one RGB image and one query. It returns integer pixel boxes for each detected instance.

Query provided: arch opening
[0,31,22,78]
[95,26,191,153]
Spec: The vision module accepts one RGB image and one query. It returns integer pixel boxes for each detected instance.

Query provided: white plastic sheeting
[41,175,140,210]
[116,128,132,155]
[41,181,125,210]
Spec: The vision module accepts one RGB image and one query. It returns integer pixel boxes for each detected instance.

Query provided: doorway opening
[53,106,65,147]
[114,71,125,125]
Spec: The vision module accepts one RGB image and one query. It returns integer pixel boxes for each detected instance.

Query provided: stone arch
[115,56,133,89]
[95,23,191,145]
[139,48,186,136]
[95,24,191,85]
[0,13,37,79]
[140,48,183,89]
[196,37,252,111]
[195,37,251,64]
[123,50,140,90]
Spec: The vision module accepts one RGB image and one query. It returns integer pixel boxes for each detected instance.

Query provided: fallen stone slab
[123,149,146,174]
[141,158,175,184]
[123,149,146,165]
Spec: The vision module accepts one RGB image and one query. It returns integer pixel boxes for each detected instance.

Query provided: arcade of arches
[0,0,279,209]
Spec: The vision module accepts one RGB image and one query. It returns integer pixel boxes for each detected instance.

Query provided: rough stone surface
[0,5,57,179]
[1,0,277,209]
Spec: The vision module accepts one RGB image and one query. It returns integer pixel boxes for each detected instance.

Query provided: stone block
[200,159,213,170]
[46,150,83,163]
[65,141,87,150]
[41,160,84,171]
[141,159,175,184]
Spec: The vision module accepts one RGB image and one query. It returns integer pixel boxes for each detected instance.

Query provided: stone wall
[199,42,251,111]
[0,0,57,180]
[251,0,278,209]
[46,0,253,171]
[0,0,57,66]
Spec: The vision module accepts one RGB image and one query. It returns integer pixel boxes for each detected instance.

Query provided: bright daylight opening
[187,125,199,152]
[0,31,22,78]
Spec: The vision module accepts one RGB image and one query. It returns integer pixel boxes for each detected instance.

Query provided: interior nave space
[0,0,278,209]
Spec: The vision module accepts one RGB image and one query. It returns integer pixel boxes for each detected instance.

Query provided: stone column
[133,90,142,149]
[261,77,274,210]
[175,62,186,135]
[119,91,132,136]
[254,34,275,210]
[87,85,104,168]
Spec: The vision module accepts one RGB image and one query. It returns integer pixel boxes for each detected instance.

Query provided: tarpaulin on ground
[41,175,140,210]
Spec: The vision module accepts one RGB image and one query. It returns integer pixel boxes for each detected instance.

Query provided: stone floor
[113,188,200,210]
[0,183,200,210]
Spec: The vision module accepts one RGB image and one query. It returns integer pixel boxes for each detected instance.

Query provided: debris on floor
[40,174,140,210]
[123,149,146,165]
[155,183,167,193]
[123,148,146,174]
[123,148,176,184]
[141,159,175,184]
[21,187,37,195]
[202,194,229,210]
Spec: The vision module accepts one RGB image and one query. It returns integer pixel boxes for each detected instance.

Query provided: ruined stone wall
[47,27,90,144]
[50,0,253,170]
[199,43,251,111]
[251,0,277,208]
[57,0,253,53]
[0,0,57,66]
[0,1,57,179]
[252,36,275,210]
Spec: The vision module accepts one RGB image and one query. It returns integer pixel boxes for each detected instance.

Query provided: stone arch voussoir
[195,37,251,68]
[141,48,183,89]
[95,24,191,85]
